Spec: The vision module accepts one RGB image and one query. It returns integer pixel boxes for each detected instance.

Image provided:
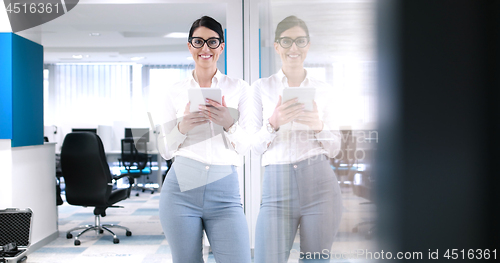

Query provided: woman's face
[274,26,310,67]
[188,26,225,69]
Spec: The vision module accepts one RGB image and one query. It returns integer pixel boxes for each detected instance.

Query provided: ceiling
[40,2,226,64]
[28,0,375,65]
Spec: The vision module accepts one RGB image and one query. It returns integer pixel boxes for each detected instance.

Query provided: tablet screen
[188,88,222,112]
[282,87,316,111]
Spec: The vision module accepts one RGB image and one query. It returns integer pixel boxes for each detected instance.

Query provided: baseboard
[26,231,59,254]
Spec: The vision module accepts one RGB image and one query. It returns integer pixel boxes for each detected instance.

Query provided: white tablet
[188,88,222,112]
[282,87,316,111]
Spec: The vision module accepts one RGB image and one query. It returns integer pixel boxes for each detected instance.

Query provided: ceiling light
[131,57,145,61]
[72,55,83,59]
[89,33,100,36]
[164,32,189,38]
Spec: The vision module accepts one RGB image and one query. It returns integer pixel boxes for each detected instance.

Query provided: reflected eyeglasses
[188,37,223,49]
[276,36,310,48]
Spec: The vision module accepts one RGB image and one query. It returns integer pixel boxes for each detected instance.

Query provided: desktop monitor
[124,128,149,142]
[72,128,97,133]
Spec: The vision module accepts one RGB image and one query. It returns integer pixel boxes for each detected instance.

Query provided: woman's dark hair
[274,15,309,42]
[188,16,225,43]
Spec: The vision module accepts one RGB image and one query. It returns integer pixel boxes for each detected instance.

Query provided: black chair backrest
[61,132,112,207]
[121,138,135,168]
[335,130,357,164]
[121,138,149,171]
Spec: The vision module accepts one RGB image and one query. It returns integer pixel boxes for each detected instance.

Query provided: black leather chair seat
[108,188,129,205]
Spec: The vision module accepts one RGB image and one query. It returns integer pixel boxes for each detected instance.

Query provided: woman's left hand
[294,101,323,133]
[199,96,235,130]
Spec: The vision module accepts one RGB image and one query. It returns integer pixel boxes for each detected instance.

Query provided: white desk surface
[106,150,159,155]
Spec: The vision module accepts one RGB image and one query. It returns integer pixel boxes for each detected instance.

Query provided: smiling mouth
[288,54,300,58]
[200,54,212,59]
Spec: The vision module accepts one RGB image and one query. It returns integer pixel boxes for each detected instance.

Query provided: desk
[105,150,164,192]
[1,141,59,250]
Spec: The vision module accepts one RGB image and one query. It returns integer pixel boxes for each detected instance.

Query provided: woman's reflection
[252,16,343,263]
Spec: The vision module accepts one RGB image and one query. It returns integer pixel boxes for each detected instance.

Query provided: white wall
[0,3,12,33]
[0,140,13,206]
[1,143,59,250]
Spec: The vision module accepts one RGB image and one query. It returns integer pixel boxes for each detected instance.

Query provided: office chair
[119,138,155,196]
[352,148,376,239]
[60,132,132,245]
[162,159,173,183]
[47,134,63,206]
[332,130,359,189]
[55,153,63,206]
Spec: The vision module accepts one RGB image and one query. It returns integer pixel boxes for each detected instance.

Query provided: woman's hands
[199,96,235,131]
[178,102,210,135]
[268,95,303,131]
[268,96,323,133]
[179,96,235,135]
[294,101,324,133]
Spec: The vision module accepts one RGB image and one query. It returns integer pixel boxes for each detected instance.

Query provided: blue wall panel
[11,34,44,147]
[0,33,43,147]
[0,33,13,140]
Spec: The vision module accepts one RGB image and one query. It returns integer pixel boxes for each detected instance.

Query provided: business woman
[252,16,343,262]
[157,16,251,263]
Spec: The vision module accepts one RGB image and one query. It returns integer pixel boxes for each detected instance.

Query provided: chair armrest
[112,174,133,197]
[354,170,374,185]
[113,173,131,181]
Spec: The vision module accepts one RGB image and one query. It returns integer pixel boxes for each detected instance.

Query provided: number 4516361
[6,3,61,14]
[444,249,496,260]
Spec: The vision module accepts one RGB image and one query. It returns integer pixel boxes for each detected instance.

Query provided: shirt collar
[277,68,311,88]
[190,69,222,88]
[213,69,223,86]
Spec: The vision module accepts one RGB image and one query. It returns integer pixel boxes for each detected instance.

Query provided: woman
[157,16,251,263]
[252,16,343,262]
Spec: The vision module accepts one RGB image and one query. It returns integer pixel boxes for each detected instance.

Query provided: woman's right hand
[178,102,210,134]
[268,95,304,130]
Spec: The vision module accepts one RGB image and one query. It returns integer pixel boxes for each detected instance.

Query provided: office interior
[1,0,498,262]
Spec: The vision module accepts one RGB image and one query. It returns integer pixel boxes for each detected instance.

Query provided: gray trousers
[254,155,343,263]
[159,156,251,263]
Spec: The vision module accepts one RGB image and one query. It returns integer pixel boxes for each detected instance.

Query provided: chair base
[131,183,156,196]
[352,219,376,240]
[66,215,132,245]
[131,178,157,196]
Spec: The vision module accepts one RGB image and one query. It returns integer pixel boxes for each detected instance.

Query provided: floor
[25,185,376,263]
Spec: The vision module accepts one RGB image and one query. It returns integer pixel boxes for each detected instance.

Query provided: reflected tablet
[282,87,316,111]
[188,88,222,112]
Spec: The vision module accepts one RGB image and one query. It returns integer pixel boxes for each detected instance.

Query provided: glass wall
[42,0,378,260]
[258,0,376,127]
[251,0,378,260]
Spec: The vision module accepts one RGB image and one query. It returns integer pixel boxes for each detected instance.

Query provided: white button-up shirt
[152,70,252,166]
[251,69,341,166]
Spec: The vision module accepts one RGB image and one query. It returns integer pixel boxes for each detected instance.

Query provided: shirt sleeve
[154,88,187,160]
[223,79,253,155]
[250,80,277,155]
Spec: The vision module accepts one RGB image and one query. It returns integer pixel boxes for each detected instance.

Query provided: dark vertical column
[484,0,500,249]
[376,0,499,259]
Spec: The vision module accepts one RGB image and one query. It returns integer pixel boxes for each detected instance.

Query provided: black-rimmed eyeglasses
[188,37,223,49]
[276,36,310,48]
